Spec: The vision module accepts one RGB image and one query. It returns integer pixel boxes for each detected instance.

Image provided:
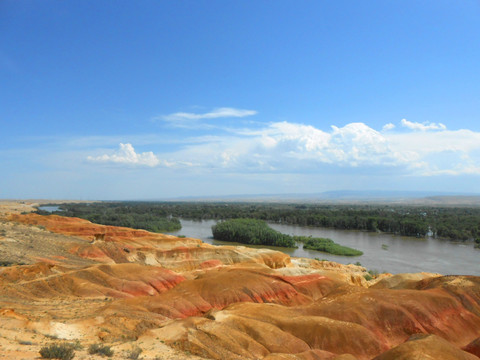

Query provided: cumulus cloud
[162,107,257,122]
[165,122,413,172]
[400,118,447,131]
[168,120,480,177]
[261,122,413,167]
[85,121,480,178]
[87,143,161,167]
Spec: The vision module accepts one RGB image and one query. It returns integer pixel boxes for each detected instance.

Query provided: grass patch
[19,340,33,345]
[68,340,83,350]
[126,346,143,359]
[88,343,114,357]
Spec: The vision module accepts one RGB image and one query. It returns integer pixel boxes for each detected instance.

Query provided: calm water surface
[168,219,480,276]
[38,205,62,212]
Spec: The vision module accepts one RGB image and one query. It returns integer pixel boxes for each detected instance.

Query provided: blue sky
[1,1,480,199]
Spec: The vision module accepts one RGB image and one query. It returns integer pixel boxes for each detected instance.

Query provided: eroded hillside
[1,201,479,359]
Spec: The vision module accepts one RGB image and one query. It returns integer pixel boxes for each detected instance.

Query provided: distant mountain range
[164,190,480,205]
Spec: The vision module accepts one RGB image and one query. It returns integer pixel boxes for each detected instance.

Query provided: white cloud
[87,143,161,167]
[163,122,410,172]
[400,118,447,131]
[171,120,480,177]
[382,123,396,131]
[162,107,257,122]
[84,121,480,178]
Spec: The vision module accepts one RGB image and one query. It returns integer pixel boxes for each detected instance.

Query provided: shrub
[126,346,143,359]
[368,269,379,277]
[39,343,75,360]
[68,340,83,350]
[0,260,26,267]
[88,343,114,357]
[364,273,373,281]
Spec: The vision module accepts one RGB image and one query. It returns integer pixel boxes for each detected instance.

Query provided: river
[38,205,62,212]
[167,219,480,276]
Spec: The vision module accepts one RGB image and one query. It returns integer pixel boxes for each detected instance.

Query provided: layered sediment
[1,201,479,359]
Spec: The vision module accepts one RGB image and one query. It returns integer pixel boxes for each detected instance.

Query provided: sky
[1,0,480,200]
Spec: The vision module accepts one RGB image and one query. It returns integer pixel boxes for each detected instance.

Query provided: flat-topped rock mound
[9,213,202,247]
[8,213,292,270]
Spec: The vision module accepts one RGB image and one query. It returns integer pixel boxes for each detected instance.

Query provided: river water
[38,205,62,212]
[167,219,480,276]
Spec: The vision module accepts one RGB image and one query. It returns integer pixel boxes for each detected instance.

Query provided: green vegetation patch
[299,236,363,256]
[53,201,480,242]
[212,218,363,256]
[212,218,297,248]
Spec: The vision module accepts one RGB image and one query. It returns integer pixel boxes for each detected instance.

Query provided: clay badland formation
[1,201,480,359]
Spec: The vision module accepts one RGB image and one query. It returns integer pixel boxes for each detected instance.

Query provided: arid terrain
[1,200,480,360]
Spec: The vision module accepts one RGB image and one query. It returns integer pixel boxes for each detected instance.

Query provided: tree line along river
[38,203,480,276]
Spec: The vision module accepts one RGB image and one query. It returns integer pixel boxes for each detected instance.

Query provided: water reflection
[38,206,62,212]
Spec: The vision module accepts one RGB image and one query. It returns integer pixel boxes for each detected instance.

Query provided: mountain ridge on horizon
[6,191,480,206]
[158,190,480,205]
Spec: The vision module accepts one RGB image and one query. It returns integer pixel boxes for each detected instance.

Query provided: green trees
[43,202,480,242]
[37,203,181,233]
[299,236,363,256]
[212,219,363,256]
[212,219,297,248]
